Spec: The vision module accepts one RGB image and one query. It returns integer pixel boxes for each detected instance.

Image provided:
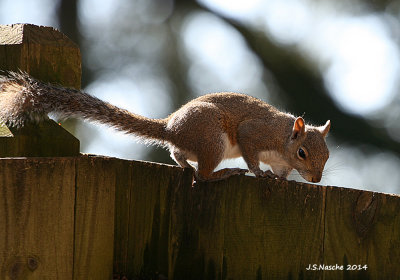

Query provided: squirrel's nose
[311,172,322,183]
[311,177,320,183]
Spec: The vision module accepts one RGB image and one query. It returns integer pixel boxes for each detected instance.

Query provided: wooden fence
[1,24,400,280]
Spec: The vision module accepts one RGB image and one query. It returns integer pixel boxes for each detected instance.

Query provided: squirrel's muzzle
[311,171,323,183]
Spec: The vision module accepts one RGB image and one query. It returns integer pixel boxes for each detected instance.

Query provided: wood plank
[222,178,325,280]
[113,159,133,276]
[171,176,326,279]
[323,187,400,279]
[126,161,189,279]
[170,176,228,280]
[0,158,75,279]
[73,155,116,280]
[112,160,193,279]
[1,155,397,278]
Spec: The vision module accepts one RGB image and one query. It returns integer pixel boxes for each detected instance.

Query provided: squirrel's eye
[298,148,306,159]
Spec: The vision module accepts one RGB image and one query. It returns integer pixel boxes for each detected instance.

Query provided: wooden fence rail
[1,24,400,280]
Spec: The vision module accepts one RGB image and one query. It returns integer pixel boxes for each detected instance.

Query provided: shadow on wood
[116,163,400,280]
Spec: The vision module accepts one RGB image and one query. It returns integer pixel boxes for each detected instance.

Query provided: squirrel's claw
[262,170,279,179]
[231,168,248,176]
[254,169,285,180]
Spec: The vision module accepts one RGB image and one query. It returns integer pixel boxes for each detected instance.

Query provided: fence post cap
[0,23,81,157]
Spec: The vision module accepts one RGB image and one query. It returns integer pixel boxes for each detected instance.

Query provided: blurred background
[1,0,400,193]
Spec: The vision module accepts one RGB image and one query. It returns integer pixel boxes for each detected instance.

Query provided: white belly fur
[258,150,288,167]
[169,133,241,164]
[174,135,287,167]
[222,133,242,159]
[221,135,289,168]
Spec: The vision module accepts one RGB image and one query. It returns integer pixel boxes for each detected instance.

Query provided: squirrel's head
[286,117,331,183]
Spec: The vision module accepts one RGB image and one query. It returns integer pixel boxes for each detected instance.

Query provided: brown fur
[0,71,331,182]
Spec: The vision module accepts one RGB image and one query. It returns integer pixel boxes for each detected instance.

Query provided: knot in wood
[27,256,39,271]
[353,192,378,238]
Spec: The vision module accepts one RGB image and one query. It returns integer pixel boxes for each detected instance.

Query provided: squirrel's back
[179,92,286,122]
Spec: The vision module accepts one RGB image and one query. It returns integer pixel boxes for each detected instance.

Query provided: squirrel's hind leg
[170,148,193,169]
[170,146,246,182]
[195,144,247,182]
[196,168,248,182]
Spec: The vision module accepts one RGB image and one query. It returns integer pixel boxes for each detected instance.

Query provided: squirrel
[0,71,331,182]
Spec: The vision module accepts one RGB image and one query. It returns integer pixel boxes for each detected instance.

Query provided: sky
[1,0,400,193]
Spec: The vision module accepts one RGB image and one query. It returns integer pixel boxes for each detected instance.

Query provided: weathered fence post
[0,23,80,156]
[0,23,81,279]
[0,24,115,279]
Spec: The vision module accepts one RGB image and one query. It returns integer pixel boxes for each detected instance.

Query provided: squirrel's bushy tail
[0,71,168,144]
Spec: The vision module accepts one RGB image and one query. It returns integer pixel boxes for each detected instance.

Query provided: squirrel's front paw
[230,168,248,176]
[254,170,281,180]
[262,170,279,179]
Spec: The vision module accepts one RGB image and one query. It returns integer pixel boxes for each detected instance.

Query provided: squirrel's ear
[319,120,331,138]
[291,117,305,140]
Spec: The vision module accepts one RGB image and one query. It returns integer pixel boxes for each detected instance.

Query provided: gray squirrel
[0,71,331,182]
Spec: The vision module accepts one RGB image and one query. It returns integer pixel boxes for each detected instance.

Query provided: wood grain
[170,176,326,280]
[0,24,81,88]
[0,155,400,279]
[112,159,133,276]
[323,187,400,279]
[109,160,400,279]
[113,160,193,279]
[0,158,75,279]
[73,155,116,280]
